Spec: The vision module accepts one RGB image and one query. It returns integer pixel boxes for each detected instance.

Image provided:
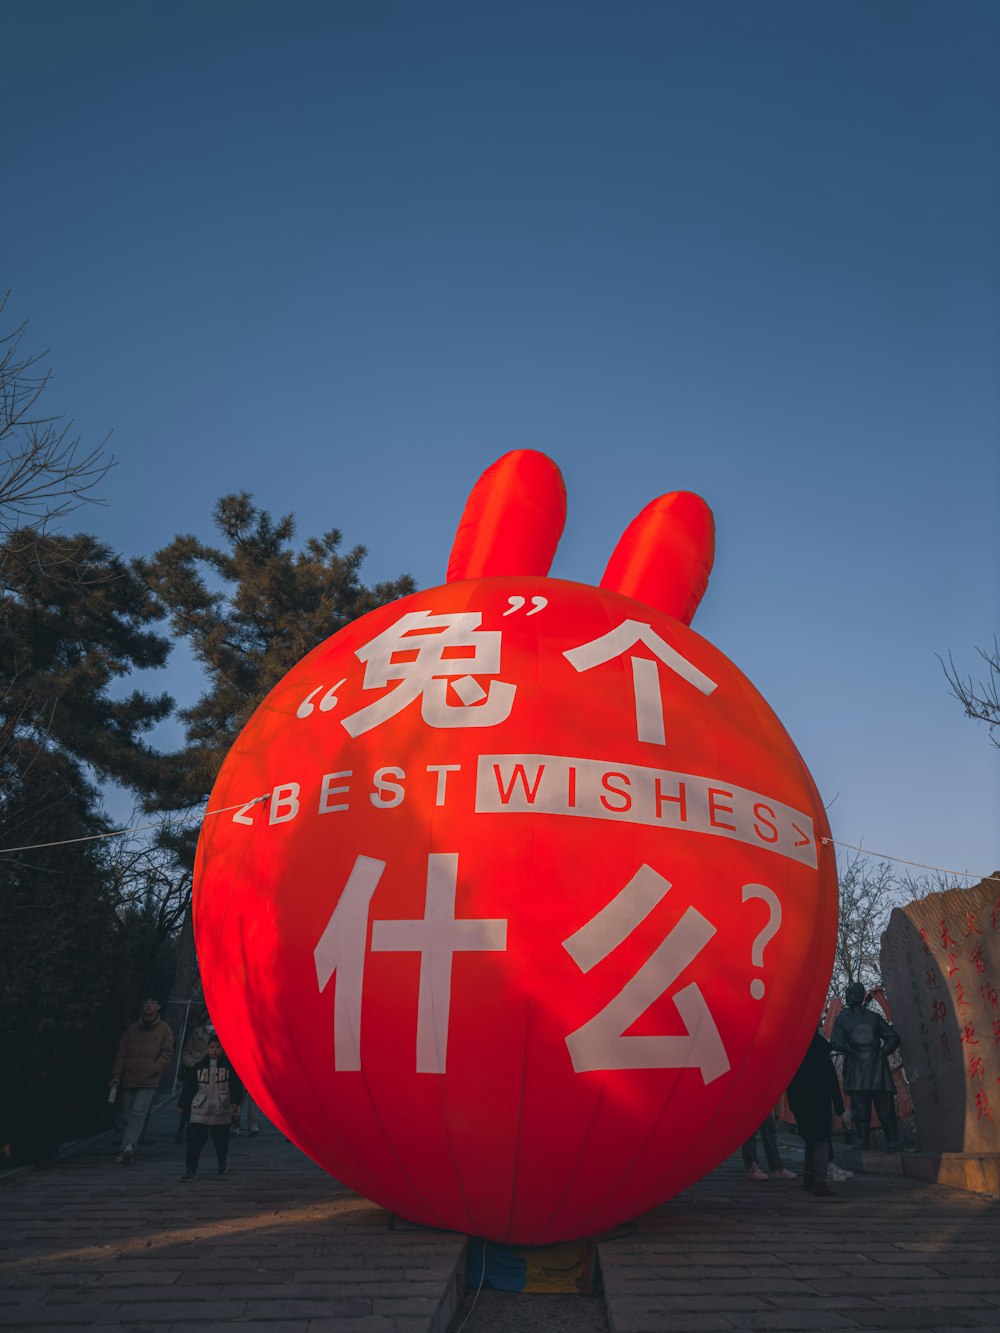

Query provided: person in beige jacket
[109,997,174,1164]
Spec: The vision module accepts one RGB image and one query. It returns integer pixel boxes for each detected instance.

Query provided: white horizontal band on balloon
[474,754,817,869]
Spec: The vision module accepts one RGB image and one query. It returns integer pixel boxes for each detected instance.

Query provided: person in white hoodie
[176,1036,242,1181]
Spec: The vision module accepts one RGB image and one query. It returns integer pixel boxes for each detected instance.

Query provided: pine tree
[140,490,415,824]
[1,528,172,789]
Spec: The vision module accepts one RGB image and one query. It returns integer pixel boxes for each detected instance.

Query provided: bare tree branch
[0,291,113,534]
[940,640,1000,747]
[831,851,963,1002]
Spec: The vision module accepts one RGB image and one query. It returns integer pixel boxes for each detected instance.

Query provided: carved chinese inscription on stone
[881,875,1000,1154]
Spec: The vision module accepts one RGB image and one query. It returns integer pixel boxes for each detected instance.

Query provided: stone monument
[880,873,1000,1190]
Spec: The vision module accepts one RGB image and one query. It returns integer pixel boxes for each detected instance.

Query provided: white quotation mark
[503,596,548,617]
[297,680,347,719]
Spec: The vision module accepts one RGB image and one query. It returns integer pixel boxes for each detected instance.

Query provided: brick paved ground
[599,1139,1000,1333]
[0,1105,464,1332]
[3,1112,998,1333]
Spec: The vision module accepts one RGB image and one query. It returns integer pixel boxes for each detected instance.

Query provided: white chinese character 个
[341,609,516,738]
[563,619,717,744]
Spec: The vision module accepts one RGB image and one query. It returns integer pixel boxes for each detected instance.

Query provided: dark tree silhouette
[0,529,175,1165]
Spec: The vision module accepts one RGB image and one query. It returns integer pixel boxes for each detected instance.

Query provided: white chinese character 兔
[342,609,516,738]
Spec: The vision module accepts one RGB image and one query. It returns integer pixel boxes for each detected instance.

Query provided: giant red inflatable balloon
[194,450,837,1243]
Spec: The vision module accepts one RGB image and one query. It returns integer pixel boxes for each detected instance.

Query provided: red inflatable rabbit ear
[600,491,715,625]
[447,450,567,582]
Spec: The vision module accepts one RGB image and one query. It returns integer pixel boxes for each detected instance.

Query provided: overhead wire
[820,837,999,886]
[1,805,997,888]
[0,794,271,856]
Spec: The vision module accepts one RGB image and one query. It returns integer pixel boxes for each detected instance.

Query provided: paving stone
[841,1313,982,1329]
[241,1300,375,1318]
[615,1293,769,1313]
[603,1277,711,1297]
[303,1320,396,1332]
[608,1315,734,1332]
[96,1271,184,1286]
[0,1306,125,1325]
[370,1297,440,1315]
[760,1297,883,1312]
[357,1284,454,1298]
[104,1299,249,1320]
[1,1327,123,1333]
[91,1284,223,1302]
[832,1267,958,1283]
[875,1293,996,1309]
[161,1324,310,1332]
[724,1316,856,1330]
[294,1270,424,1284]
[90,1326,167,1332]
[223,1283,374,1300]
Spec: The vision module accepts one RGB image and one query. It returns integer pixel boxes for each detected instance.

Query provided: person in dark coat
[830,983,901,1151]
[786,1030,851,1197]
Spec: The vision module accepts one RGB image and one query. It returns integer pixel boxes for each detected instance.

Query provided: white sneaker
[828,1162,853,1181]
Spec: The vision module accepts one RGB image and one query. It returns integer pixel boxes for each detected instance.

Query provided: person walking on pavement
[108,997,174,1164]
[177,1035,243,1180]
[830,983,901,1151]
[742,1113,795,1181]
[786,1028,852,1198]
[174,1011,214,1143]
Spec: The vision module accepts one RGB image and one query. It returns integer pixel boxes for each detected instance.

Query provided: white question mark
[741,883,782,1000]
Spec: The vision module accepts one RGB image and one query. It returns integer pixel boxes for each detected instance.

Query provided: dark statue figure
[830,982,901,1151]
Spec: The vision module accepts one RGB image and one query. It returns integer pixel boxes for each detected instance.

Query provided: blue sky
[4,0,998,879]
